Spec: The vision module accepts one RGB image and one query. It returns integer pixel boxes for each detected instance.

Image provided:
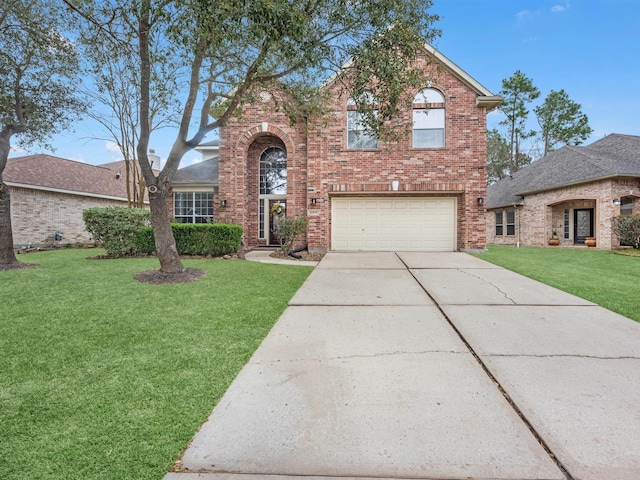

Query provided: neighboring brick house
[486,134,640,250]
[4,155,143,246]
[195,46,500,252]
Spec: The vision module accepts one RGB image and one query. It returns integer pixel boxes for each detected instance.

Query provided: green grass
[0,249,313,480]
[474,246,640,322]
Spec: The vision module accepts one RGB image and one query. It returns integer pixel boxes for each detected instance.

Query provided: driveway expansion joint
[486,353,640,360]
[399,254,576,480]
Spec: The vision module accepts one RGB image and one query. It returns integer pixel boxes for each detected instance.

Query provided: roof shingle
[487,134,640,209]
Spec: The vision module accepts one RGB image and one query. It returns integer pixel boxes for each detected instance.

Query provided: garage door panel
[332,197,455,251]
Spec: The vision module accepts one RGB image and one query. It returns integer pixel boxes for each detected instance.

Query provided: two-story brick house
[175,45,500,252]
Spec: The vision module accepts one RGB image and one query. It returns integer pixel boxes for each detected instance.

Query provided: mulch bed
[269,250,326,262]
[0,262,39,271]
[133,268,207,284]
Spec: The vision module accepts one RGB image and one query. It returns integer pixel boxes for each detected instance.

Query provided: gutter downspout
[513,204,521,248]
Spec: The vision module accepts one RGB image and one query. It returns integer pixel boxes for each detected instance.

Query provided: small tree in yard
[0,0,87,269]
[65,0,441,278]
[274,216,308,257]
[612,215,640,249]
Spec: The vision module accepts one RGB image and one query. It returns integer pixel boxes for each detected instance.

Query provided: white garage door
[331,197,456,251]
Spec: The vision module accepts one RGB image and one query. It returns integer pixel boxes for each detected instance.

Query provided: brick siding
[486,177,640,249]
[218,55,490,251]
[9,186,129,246]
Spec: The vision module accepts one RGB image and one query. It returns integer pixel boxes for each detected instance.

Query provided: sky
[10,0,640,167]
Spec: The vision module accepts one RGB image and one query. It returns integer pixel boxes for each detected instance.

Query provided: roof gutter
[5,182,146,204]
[476,95,503,112]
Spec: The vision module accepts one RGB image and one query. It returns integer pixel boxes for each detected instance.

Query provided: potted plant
[548,229,560,246]
[585,237,597,247]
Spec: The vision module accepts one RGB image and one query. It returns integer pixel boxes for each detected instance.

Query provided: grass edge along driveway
[0,249,313,480]
[473,245,640,323]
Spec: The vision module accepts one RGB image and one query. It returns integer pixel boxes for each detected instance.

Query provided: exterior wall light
[613,198,621,206]
[477,197,484,205]
[310,198,317,205]
[220,199,227,207]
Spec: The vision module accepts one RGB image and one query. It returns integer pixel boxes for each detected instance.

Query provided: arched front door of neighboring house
[259,146,287,246]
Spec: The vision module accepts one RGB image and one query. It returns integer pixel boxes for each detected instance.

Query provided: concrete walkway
[165,252,640,480]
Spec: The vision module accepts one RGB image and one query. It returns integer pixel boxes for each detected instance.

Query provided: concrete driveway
[165,252,640,480]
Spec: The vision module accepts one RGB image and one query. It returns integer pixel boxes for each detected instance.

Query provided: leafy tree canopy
[0,0,87,155]
[65,0,441,274]
[535,89,592,155]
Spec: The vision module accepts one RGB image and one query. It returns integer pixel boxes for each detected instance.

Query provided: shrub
[83,207,151,257]
[135,223,243,256]
[273,216,308,256]
[612,214,640,249]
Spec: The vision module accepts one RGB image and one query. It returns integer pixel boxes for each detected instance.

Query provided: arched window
[413,88,445,148]
[347,96,378,149]
[259,147,287,195]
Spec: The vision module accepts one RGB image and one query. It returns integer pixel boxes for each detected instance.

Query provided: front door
[574,208,594,244]
[268,199,286,246]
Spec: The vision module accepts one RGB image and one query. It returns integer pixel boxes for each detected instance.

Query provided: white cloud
[105,140,123,160]
[551,4,567,13]
[516,10,532,21]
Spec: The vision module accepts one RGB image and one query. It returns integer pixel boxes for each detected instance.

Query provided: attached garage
[331,197,456,251]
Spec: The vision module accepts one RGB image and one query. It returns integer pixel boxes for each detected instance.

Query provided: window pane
[259,199,265,239]
[564,209,570,239]
[260,147,287,194]
[621,197,633,215]
[495,211,503,236]
[506,208,515,236]
[347,110,378,149]
[413,109,444,148]
[173,191,213,223]
[413,108,444,129]
[413,129,444,148]
[414,88,445,104]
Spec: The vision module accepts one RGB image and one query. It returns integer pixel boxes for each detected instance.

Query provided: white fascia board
[423,44,497,97]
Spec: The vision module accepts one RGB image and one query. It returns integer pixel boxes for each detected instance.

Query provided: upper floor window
[174,191,214,223]
[260,147,287,195]
[347,96,378,149]
[413,88,445,148]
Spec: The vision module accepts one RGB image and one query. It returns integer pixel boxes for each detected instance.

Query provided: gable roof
[172,157,219,186]
[4,154,131,201]
[322,43,502,111]
[487,134,640,209]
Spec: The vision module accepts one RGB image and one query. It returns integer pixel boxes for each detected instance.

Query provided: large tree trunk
[0,181,19,266]
[148,188,184,273]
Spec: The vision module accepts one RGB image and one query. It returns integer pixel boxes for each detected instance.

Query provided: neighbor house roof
[4,154,131,201]
[172,157,219,186]
[487,134,640,209]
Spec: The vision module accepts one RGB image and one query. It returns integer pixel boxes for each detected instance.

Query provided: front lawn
[0,249,313,480]
[474,246,640,322]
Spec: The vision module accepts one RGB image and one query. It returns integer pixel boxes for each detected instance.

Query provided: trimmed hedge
[83,207,151,257]
[135,223,243,256]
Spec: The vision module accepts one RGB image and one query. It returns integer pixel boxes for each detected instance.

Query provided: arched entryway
[259,146,287,245]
